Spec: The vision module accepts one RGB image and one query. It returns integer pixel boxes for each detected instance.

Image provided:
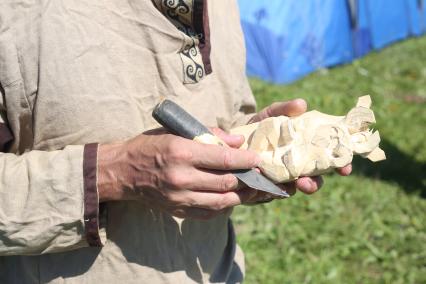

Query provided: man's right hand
[97,129,261,220]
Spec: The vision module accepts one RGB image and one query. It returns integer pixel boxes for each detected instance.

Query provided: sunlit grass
[233,36,426,284]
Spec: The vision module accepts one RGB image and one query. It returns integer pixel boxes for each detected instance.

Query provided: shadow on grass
[352,139,426,197]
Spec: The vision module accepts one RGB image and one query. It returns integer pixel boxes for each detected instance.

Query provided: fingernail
[231,134,244,142]
[229,134,244,139]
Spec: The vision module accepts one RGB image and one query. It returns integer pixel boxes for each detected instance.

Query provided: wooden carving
[230,96,386,183]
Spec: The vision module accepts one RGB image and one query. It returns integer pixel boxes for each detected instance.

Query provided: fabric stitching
[152,0,211,84]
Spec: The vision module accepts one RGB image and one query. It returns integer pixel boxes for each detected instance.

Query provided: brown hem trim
[83,143,103,247]
[0,123,14,152]
[194,0,212,74]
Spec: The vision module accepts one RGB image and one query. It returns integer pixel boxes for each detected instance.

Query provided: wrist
[97,142,127,202]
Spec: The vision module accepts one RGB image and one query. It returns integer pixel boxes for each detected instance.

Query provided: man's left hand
[225,99,352,203]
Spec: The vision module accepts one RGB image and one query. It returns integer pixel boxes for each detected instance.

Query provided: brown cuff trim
[0,123,14,152]
[194,0,212,74]
[83,143,103,247]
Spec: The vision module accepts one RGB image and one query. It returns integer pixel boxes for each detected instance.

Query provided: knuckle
[165,140,178,154]
[211,203,222,211]
[220,174,237,191]
[182,195,198,208]
[167,144,193,163]
[175,150,193,162]
[165,171,185,189]
[222,150,233,169]
[248,153,259,167]
[211,196,229,211]
[165,137,182,153]
[266,103,278,117]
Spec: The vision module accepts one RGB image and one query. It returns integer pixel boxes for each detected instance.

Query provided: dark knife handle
[152,99,287,197]
[153,99,212,140]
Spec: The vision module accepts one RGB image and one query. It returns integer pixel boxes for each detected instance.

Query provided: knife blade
[152,99,289,198]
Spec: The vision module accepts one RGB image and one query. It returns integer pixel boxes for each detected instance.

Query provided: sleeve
[0,91,106,256]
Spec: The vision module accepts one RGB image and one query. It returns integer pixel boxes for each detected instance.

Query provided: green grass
[233,36,426,284]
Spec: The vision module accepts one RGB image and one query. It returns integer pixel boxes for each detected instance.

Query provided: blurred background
[233,1,426,283]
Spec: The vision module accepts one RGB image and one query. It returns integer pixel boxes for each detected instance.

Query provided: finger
[295,176,324,195]
[252,99,307,122]
[210,127,245,148]
[191,143,261,170]
[170,188,254,211]
[336,164,352,176]
[175,168,240,192]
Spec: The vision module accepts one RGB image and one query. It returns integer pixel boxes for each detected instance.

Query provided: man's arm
[0,90,106,256]
[0,142,106,255]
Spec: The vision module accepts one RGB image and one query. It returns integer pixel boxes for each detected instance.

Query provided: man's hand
[97,129,262,220]
[247,99,352,200]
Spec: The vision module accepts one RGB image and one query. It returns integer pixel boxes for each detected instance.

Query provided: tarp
[352,0,424,56]
[366,0,410,49]
[239,0,354,84]
[407,0,423,36]
[351,0,373,57]
[239,0,425,84]
[423,0,426,30]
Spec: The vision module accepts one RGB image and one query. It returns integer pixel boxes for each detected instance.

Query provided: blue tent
[352,0,372,57]
[423,0,426,30]
[239,0,426,84]
[407,0,424,36]
[239,0,354,84]
[366,0,410,49]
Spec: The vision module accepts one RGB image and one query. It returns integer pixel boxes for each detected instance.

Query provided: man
[0,0,350,283]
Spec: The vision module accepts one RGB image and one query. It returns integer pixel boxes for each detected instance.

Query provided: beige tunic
[0,0,256,283]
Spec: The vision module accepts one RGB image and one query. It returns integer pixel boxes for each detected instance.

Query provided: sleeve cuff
[83,143,105,247]
[0,122,14,152]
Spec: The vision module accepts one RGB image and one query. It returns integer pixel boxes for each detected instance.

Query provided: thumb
[251,99,307,123]
[210,127,245,148]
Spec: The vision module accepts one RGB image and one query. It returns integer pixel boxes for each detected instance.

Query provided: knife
[152,99,289,198]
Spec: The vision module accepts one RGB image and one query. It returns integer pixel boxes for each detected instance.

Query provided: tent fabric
[423,0,426,30]
[239,0,354,84]
[238,0,426,84]
[407,0,423,36]
[367,0,410,49]
[352,0,423,56]
[352,0,373,57]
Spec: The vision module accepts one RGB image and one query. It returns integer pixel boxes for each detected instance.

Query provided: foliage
[233,36,426,284]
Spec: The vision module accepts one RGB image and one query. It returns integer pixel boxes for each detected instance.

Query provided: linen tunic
[0,0,256,283]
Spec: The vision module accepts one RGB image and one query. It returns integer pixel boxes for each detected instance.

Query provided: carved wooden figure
[230,96,386,183]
